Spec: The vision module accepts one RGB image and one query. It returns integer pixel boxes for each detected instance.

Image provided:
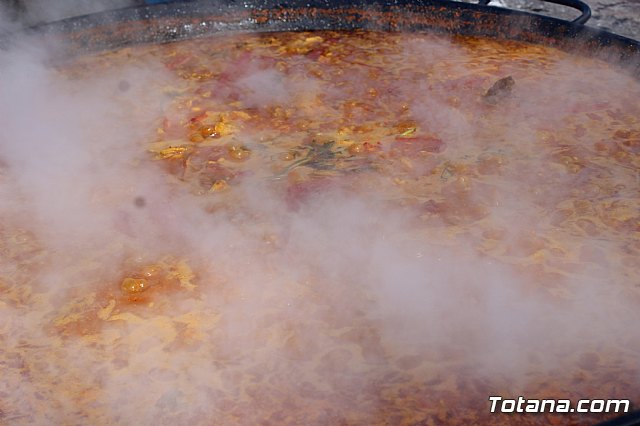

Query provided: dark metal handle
[478,0,591,25]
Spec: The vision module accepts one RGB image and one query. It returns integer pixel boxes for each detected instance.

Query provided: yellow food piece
[190,133,205,142]
[348,143,364,155]
[120,277,150,294]
[227,145,251,161]
[210,179,229,192]
[154,145,189,159]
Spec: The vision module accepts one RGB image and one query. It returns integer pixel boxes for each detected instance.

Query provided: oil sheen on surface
[1,30,639,425]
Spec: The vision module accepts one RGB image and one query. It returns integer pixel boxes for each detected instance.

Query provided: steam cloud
[0,2,639,425]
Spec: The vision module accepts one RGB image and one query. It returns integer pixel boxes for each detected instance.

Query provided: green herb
[400,127,416,136]
[273,140,342,178]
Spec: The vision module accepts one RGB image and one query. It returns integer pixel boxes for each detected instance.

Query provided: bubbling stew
[1,30,639,425]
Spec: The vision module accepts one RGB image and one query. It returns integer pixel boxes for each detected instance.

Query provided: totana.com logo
[488,396,631,414]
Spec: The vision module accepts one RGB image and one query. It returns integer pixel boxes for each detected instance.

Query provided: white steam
[0,6,639,426]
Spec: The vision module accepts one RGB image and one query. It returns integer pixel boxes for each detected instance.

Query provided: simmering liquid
[1,30,639,425]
